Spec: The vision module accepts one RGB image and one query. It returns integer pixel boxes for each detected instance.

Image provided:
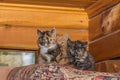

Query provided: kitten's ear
[51,28,56,36]
[64,33,68,41]
[83,42,88,48]
[67,39,71,46]
[37,29,43,38]
[76,40,82,46]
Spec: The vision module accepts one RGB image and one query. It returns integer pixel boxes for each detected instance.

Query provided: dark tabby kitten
[67,39,95,70]
[37,28,57,64]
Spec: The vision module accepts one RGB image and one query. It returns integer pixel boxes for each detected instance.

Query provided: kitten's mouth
[44,44,50,47]
[59,44,63,47]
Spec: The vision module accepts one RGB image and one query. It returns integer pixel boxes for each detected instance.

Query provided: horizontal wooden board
[0,3,88,29]
[89,3,120,41]
[89,14,103,41]
[95,60,120,73]
[0,26,88,50]
[0,0,99,8]
[86,0,120,18]
[89,30,120,62]
[102,4,120,34]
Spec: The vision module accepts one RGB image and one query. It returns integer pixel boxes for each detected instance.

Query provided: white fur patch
[40,46,48,54]
[40,44,56,62]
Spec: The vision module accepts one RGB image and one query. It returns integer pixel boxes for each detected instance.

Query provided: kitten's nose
[79,52,83,56]
[41,42,45,46]
[47,40,50,44]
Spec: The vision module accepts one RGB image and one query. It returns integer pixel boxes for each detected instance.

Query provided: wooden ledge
[89,30,120,62]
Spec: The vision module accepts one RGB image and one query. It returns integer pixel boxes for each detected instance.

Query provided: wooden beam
[0,26,88,50]
[0,0,99,8]
[89,3,120,41]
[0,3,85,13]
[89,14,103,41]
[0,3,88,29]
[86,0,120,18]
[95,60,120,73]
[102,4,120,34]
[89,30,120,62]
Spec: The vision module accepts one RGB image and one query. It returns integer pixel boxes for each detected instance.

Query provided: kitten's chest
[40,47,48,54]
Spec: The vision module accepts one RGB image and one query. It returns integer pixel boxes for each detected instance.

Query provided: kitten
[47,34,69,65]
[67,39,76,64]
[67,39,95,71]
[37,28,57,63]
[56,34,69,65]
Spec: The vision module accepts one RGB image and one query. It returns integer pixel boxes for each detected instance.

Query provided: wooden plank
[89,14,103,41]
[0,26,88,50]
[0,2,85,12]
[89,30,120,62]
[0,3,88,29]
[102,3,120,34]
[89,3,120,41]
[95,60,120,73]
[86,0,120,18]
[0,0,99,8]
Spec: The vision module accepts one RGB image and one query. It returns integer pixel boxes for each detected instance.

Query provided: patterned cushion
[7,64,120,80]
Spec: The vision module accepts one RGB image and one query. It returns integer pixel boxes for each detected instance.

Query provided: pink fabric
[7,64,120,80]
[0,67,14,80]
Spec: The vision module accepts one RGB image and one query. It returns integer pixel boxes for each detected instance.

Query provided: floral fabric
[7,64,120,80]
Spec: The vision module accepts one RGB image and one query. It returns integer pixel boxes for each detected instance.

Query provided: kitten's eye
[77,49,80,52]
[45,39,47,42]
[49,39,52,41]
[62,42,64,44]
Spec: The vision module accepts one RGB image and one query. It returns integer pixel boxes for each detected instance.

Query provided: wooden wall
[0,3,88,29]
[87,1,120,62]
[0,3,89,51]
[0,0,99,8]
[0,26,88,51]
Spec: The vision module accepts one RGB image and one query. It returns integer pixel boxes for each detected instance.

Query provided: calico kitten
[67,39,95,71]
[37,28,57,63]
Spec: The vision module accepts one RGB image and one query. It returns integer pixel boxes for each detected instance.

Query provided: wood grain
[86,0,120,18]
[95,60,120,73]
[102,4,120,34]
[89,30,120,62]
[89,3,120,41]
[89,14,103,41]
[0,3,88,29]
[0,26,88,50]
[0,0,99,8]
